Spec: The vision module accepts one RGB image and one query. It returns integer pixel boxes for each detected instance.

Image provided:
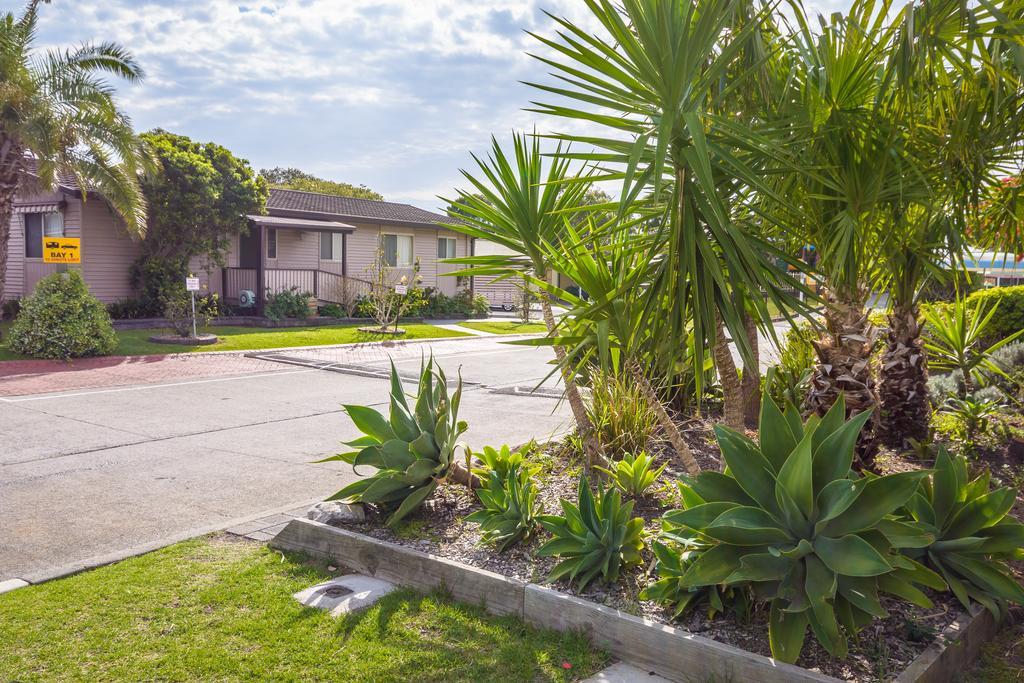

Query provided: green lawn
[0,322,468,361]
[0,536,605,682]
[459,320,548,335]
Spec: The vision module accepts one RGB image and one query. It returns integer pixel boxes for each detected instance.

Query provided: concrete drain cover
[293,575,396,616]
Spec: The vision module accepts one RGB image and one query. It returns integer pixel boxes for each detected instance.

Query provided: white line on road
[0,368,318,403]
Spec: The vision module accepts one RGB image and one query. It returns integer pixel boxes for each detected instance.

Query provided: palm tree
[441,133,606,468]
[525,0,809,431]
[0,0,150,305]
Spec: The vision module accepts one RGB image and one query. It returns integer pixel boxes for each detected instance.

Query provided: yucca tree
[441,133,605,467]
[525,0,809,431]
[0,0,150,305]
[871,0,1024,448]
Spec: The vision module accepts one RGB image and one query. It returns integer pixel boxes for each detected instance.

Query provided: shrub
[765,321,816,407]
[595,451,665,498]
[905,447,1024,617]
[937,396,1004,446]
[107,297,159,320]
[586,368,658,456]
[164,291,219,338]
[8,271,117,360]
[317,358,470,526]
[466,453,540,551]
[966,285,1024,345]
[664,394,941,663]
[318,303,347,319]
[264,287,312,321]
[537,477,645,590]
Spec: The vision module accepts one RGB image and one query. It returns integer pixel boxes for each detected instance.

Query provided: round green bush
[8,271,118,360]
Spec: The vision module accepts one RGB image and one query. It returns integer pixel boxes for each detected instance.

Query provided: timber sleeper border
[271,517,998,682]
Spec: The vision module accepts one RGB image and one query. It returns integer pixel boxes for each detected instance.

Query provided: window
[437,237,456,259]
[24,212,64,258]
[266,228,277,259]
[320,232,344,261]
[382,234,413,267]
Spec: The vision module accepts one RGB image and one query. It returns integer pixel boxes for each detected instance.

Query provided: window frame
[319,231,345,262]
[437,236,456,259]
[382,233,414,268]
[24,211,64,259]
[266,228,277,260]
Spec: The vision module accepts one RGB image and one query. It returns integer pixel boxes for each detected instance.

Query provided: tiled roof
[267,187,453,227]
[21,158,83,193]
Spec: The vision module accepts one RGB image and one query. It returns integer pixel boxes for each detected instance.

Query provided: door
[239,230,260,269]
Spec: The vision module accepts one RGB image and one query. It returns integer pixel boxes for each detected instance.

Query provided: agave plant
[466,455,540,552]
[537,477,645,590]
[665,394,944,663]
[319,358,470,526]
[640,539,748,621]
[471,444,538,480]
[904,447,1024,618]
[596,451,666,498]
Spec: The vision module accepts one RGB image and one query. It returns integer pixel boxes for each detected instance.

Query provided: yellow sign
[42,237,81,264]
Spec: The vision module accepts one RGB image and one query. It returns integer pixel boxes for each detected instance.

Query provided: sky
[16,0,845,212]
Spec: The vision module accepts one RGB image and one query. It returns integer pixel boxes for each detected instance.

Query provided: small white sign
[393,284,408,295]
[185,276,201,292]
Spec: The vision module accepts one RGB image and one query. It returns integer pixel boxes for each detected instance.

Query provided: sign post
[185,276,201,339]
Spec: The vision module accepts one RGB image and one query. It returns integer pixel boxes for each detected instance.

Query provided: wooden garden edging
[270,518,995,683]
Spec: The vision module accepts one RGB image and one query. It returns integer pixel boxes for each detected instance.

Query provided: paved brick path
[0,353,286,397]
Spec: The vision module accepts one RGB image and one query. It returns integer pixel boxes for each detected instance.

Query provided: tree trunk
[0,135,26,309]
[877,301,930,449]
[628,360,701,475]
[448,461,481,490]
[539,295,605,469]
[741,310,761,428]
[804,288,880,470]
[714,317,746,430]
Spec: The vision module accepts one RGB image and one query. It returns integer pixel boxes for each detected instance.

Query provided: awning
[14,202,63,214]
[246,214,354,233]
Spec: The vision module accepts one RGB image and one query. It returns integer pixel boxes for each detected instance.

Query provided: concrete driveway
[0,336,570,583]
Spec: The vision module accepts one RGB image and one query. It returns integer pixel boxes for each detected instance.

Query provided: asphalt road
[0,337,571,583]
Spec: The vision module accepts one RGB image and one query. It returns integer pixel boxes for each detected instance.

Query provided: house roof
[267,188,455,229]
[21,158,86,195]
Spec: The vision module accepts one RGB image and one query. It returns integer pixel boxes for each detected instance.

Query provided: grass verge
[0,535,605,682]
[0,322,468,361]
[459,320,548,335]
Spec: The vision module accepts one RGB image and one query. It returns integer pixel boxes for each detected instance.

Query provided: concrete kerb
[270,517,998,683]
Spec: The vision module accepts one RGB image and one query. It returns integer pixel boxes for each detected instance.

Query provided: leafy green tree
[0,0,149,304]
[134,130,267,307]
[260,167,383,200]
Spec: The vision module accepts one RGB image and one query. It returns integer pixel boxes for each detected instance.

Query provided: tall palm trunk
[741,310,761,428]
[539,291,604,469]
[628,360,701,475]
[0,136,25,307]
[714,317,746,429]
[804,288,880,469]
[878,301,930,448]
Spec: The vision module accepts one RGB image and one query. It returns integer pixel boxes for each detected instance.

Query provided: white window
[266,228,277,260]
[437,237,456,259]
[382,234,413,267]
[320,232,344,261]
[24,212,64,258]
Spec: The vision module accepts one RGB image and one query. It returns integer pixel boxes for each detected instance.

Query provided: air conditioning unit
[239,290,256,308]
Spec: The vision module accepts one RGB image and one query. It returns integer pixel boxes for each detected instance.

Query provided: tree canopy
[260,167,383,200]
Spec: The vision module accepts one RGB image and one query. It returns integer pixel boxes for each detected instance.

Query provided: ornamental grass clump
[662,394,944,663]
[537,477,645,590]
[318,358,475,526]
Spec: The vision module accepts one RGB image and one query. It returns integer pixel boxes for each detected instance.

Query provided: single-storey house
[2,165,471,314]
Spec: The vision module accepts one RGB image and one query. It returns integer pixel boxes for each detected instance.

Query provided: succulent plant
[466,456,540,551]
[537,477,645,590]
[905,446,1024,618]
[665,395,944,663]
[319,358,469,526]
[596,451,666,498]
